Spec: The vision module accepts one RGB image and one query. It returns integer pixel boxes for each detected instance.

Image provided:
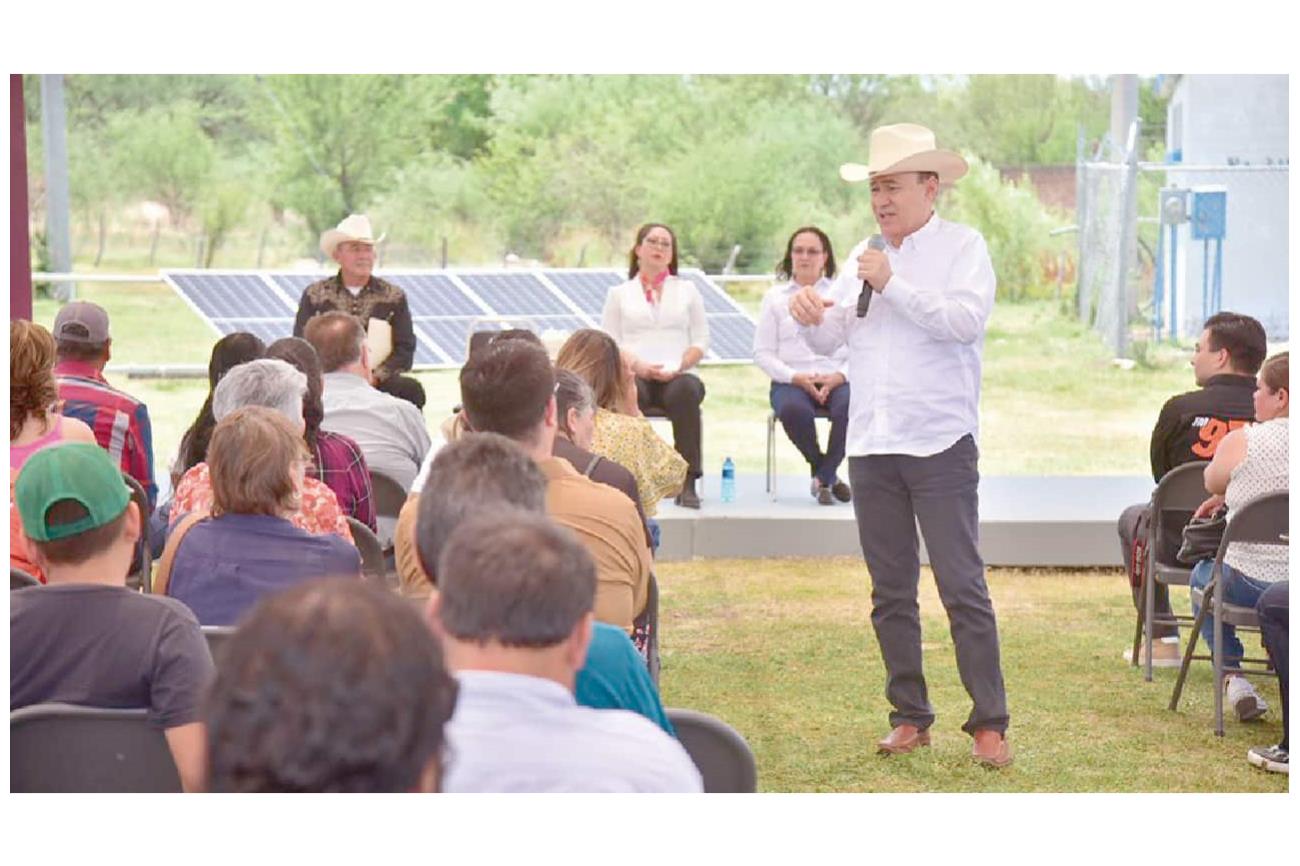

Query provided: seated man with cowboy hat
[293,214,426,409]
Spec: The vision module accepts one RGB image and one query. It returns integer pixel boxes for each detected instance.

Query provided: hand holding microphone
[856,235,890,318]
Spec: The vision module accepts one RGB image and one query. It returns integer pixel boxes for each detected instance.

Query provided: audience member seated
[11,320,97,472]
[1188,351,1288,721]
[433,510,701,792]
[163,407,362,626]
[266,337,376,531]
[754,226,852,505]
[170,359,353,542]
[10,443,212,792]
[396,433,673,733]
[602,223,708,508]
[556,328,686,517]
[204,579,456,791]
[303,311,431,492]
[173,332,266,485]
[10,320,97,582]
[459,339,652,634]
[52,301,157,509]
[1118,312,1265,666]
[553,369,652,547]
[1248,580,1288,775]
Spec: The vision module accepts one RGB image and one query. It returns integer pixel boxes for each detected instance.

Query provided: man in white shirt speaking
[789,123,1011,768]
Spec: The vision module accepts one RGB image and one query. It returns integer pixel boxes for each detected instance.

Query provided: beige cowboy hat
[840,123,968,185]
[320,214,386,258]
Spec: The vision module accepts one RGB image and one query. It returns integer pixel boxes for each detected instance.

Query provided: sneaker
[831,478,852,503]
[1246,743,1289,775]
[817,485,834,506]
[1122,638,1182,668]
[1225,676,1269,722]
[810,478,821,499]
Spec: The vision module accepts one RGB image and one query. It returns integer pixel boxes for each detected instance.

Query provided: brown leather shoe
[877,724,931,755]
[971,729,1013,768]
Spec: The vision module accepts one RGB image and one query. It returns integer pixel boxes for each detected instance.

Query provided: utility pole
[40,74,73,301]
[1110,74,1141,356]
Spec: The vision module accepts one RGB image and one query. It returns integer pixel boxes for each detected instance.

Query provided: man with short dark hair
[397,432,673,733]
[11,443,213,792]
[52,301,157,509]
[432,510,700,792]
[458,340,652,633]
[304,311,431,493]
[1118,311,1265,665]
[293,214,425,408]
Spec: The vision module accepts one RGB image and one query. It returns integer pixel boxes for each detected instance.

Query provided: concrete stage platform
[654,472,1153,566]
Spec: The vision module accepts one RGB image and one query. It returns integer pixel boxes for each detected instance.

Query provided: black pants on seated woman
[636,374,704,506]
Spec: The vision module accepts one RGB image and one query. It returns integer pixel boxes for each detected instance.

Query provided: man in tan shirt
[396,340,651,632]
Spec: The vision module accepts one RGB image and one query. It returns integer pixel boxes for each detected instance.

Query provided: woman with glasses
[601,223,709,508]
[754,226,852,505]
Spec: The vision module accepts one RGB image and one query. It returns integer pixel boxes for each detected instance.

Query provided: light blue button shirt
[443,670,703,793]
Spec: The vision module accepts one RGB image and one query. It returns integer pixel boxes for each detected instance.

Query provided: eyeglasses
[792,246,825,256]
[642,238,673,249]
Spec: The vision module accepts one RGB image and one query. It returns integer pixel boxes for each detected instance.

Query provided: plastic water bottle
[721,456,736,503]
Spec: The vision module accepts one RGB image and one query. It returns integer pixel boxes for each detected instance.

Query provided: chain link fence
[1077,129,1289,355]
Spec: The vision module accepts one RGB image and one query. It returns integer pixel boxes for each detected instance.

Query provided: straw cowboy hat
[840,123,968,185]
[320,214,386,258]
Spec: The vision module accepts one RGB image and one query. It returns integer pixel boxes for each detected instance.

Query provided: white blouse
[753,277,848,384]
[601,276,709,370]
[1224,417,1289,582]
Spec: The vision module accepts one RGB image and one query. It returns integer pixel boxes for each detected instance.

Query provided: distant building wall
[1164,74,1288,341]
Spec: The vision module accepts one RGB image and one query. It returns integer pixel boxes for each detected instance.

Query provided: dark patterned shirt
[311,430,376,531]
[293,271,416,380]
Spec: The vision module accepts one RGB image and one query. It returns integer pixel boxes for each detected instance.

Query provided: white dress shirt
[799,214,996,458]
[753,277,848,383]
[442,670,703,793]
[320,371,431,491]
[602,276,709,369]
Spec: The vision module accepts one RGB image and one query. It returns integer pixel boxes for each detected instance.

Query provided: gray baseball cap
[53,301,110,344]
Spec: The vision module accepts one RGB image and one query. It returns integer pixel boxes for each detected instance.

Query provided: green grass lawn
[33,281,1197,480]
[656,558,1287,793]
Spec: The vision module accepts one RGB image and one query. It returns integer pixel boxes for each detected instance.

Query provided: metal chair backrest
[1215,490,1289,556]
[665,707,757,793]
[10,703,182,792]
[201,625,237,663]
[1150,461,1209,578]
[11,566,41,590]
[347,516,388,584]
[369,470,408,521]
[121,472,153,592]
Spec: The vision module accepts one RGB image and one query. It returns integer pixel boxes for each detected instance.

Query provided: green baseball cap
[15,443,131,543]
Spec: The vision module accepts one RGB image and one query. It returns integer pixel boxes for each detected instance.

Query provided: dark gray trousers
[848,435,1009,736]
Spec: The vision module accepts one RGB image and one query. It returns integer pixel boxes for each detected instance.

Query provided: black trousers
[377,373,426,410]
[1257,581,1289,750]
[636,374,704,479]
[848,435,1009,736]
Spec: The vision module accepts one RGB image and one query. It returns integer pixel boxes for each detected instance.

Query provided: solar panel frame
[164,268,758,370]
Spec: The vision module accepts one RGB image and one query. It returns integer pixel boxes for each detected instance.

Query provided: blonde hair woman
[556,329,686,518]
[10,320,96,472]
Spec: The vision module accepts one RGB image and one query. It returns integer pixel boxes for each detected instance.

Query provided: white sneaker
[1225,676,1269,722]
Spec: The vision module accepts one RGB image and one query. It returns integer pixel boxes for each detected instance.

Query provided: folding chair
[10,703,182,792]
[1133,461,1207,681]
[765,405,833,500]
[634,572,661,687]
[347,515,392,589]
[201,625,236,663]
[1169,491,1287,735]
[11,566,41,590]
[368,469,407,555]
[122,473,153,593]
[665,707,757,793]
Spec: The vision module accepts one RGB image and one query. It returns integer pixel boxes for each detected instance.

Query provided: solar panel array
[162,268,758,369]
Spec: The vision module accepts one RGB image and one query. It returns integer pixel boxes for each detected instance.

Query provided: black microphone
[856,234,888,318]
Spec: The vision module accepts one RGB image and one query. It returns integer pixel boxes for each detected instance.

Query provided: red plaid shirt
[55,359,157,508]
[312,430,376,531]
